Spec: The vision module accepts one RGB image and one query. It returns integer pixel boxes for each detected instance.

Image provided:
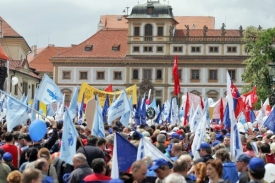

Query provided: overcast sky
[1,0,274,48]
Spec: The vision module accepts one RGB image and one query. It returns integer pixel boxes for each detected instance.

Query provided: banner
[78,82,137,106]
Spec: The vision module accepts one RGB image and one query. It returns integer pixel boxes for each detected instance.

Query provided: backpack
[53,157,74,183]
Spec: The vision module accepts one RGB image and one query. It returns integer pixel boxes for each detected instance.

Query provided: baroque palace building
[51,0,248,106]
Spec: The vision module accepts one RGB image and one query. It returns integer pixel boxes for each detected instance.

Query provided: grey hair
[106,134,114,145]
[142,156,153,167]
[157,134,166,143]
[165,173,187,183]
[73,153,86,163]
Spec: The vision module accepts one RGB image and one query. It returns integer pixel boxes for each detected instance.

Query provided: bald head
[72,153,87,169]
[131,160,147,172]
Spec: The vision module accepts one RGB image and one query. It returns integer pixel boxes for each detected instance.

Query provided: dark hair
[27,147,38,162]
[266,134,272,139]
[206,159,223,178]
[35,160,46,170]
[56,122,63,130]
[249,167,265,180]
[215,148,230,162]
[24,134,32,142]
[13,131,21,141]
[87,135,98,145]
[173,159,188,172]
[91,158,106,173]
[21,168,41,183]
[4,132,14,142]
[260,143,271,154]
[97,137,106,147]
[246,142,253,151]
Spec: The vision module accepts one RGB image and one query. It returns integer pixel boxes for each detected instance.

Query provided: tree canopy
[242,26,275,106]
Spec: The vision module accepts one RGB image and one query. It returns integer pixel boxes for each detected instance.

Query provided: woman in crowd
[194,162,207,183]
[206,160,226,183]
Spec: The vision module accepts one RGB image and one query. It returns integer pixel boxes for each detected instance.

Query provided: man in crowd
[83,158,111,182]
[197,142,213,163]
[236,154,250,183]
[68,153,93,183]
[35,158,54,183]
[149,158,172,183]
[170,143,182,161]
[130,160,148,183]
[173,158,195,183]
[247,157,266,183]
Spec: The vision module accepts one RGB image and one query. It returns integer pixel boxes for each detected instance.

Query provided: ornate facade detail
[239,25,243,37]
[203,25,208,37]
[258,25,262,30]
[139,80,154,95]
[221,23,226,36]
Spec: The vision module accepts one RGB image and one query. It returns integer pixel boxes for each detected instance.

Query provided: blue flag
[116,132,137,172]
[92,99,105,137]
[59,108,79,165]
[140,96,146,125]
[69,86,79,120]
[102,94,109,123]
[223,103,231,129]
[154,104,164,124]
[36,74,63,105]
[167,98,173,123]
[78,92,85,119]
[46,104,55,117]
[120,95,132,127]
[107,90,131,125]
[250,110,256,123]
[20,94,25,103]
[6,97,29,132]
[264,108,275,133]
[134,97,141,125]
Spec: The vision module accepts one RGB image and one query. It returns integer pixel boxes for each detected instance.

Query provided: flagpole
[0,89,49,120]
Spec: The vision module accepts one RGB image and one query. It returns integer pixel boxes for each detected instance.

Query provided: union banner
[77,82,137,106]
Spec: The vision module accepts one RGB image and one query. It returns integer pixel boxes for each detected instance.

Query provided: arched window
[156,99,162,107]
[156,69,162,79]
[133,69,139,79]
[145,24,153,36]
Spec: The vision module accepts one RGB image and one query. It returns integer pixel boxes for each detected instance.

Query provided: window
[157,27,163,36]
[97,71,105,80]
[133,69,139,79]
[144,46,153,52]
[191,70,200,80]
[156,90,162,97]
[145,24,153,36]
[84,45,93,51]
[209,70,217,80]
[191,46,201,53]
[112,44,120,51]
[156,69,162,79]
[114,71,122,80]
[133,46,140,52]
[31,84,35,99]
[173,46,183,52]
[134,27,140,36]
[209,46,219,53]
[228,70,236,80]
[62,71,71,80]
[227,46,237,53]
[14,84,18,95]
[157,46,163,52]
[80,71,88,80]
[143,69,152,80]
[22,82,28,95]
[147,7,153,14]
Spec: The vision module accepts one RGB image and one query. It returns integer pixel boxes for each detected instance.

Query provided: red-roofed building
[0,17,41,99]
[51,1,249,105]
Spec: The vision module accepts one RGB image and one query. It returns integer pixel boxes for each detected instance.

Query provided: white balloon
[11,77,18,86]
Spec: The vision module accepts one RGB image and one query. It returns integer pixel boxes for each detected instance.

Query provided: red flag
[104,84,113,92]
[0,44,9,60]
[219,98,224,129]
[183,92,189,125]
[242,86,258,107]
[173,56,180,96]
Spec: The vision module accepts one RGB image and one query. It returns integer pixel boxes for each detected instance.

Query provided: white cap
[173,127,179,132]
[267,130,274,135]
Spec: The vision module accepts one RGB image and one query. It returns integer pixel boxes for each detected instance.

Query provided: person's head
[130,160,147,183]
[156,134,166,143]
[26,147,38,162]
[87,135,98,145]
[3,152,13,163]
[4,132,14,143]
[171,143,182,157]
[149,158,172,180]
[21,168,42,183]
[84,127,91,136]
[194,162,206,183]
[248,157,265,180]
[37,148,51,164]
[97,137,107,151]
[142,156,153,168]
[259,142,271,154]
[72,153,87,169]
[215,148,230,162]
[7,170,22,183]
[165,172,186,183]
[197,142,212,157]
[173,158,188,175]
[122,127,131,134]
[91,158,106,174]
[206,159,223,180]
[35,158,49,174]
[105,134,114,148]
[235,154,250,172]
[179,154,192,170]
[223,136,230,147]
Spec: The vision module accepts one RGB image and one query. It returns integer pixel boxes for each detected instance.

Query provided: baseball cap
[171,133,180,139]
[197,142,211,151]
[3,152,12,162]
[172,127,179,132]
[213,125,221,131]
[248,157,265,172]
[176,130,183,135]
[212,140,221,147]
[216,134,224,141]
[236,154,250,164]
[149,158,173,171]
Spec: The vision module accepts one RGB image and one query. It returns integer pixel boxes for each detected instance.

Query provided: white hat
[173,127,179,132]
[267,130,274,135]
[239,129,246,134]
[271,135,275,140]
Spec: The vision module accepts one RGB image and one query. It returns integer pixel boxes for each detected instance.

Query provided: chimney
[71,44,77,47]
[32,45,37,57]
[48,44,55,47]
[97,20,104,31]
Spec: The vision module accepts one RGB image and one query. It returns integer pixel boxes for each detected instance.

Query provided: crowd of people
[0,116,274,183]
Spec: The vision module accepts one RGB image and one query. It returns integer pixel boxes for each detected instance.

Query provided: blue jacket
[222,162,238,183]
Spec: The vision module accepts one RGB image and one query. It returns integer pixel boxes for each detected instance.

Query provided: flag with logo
[120,95,132,127]
[264,108,275,133]
[190,105,203,133]
[92,99,105,138]
[36,74,63,105]
[59,108,79,165]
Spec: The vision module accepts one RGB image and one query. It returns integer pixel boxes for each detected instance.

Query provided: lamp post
[268,63,275,106]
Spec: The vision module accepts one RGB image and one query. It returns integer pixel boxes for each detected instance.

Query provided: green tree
[242,26,275,107]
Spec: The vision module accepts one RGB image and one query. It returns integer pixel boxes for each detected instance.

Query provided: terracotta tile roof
[175,29,241,37]
[100,15,128,29]
[0,16,21,37]
[27,47,46,63]
[174,16,215,29]
[54,29,128,59]
[29,46,70,72]
[9,59,41,79]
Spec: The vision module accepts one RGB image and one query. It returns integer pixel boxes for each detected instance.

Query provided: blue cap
[225,133,230,137]
[149,158,172,171]
[166,144,173,152]
[216,134,224,141]
[248,157,265,172]
[2,152,12,162]
[197,142,211,151]
[212,140,221,147]
[237,154,250,164]
[171,133,180,139]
